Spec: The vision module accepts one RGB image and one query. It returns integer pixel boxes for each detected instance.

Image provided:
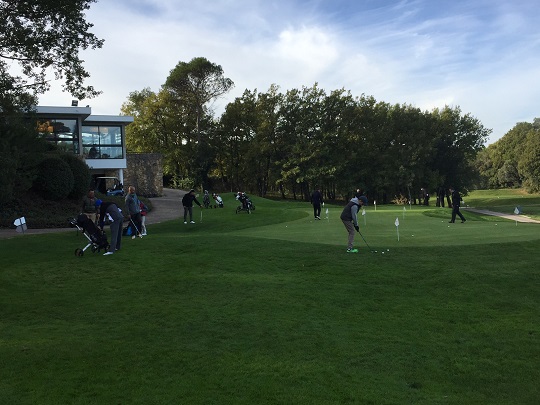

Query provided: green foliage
[0,112,52,204]
[33,156,74,200]
[476,119,540,190]
[59,153,92,199]
[0,0,103,112]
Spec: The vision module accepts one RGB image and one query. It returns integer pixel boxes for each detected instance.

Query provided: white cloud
[36,0,540,144]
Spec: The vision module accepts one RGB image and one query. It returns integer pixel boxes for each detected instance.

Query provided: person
[340,192,368,253]
[311,188,324,220]
[423,188,430,206]
[139,200,148,236]
[449,186,466,223]
[96,199,123,255]
[437,186,445,207]
[125,185,143,238]
[182,189,202,224]
[81,189,98,223]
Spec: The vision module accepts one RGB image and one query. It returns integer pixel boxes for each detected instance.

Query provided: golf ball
[382,252,385,254]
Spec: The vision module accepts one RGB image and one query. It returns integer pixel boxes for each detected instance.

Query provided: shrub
[33,156,74,200]
[59,153,91,200]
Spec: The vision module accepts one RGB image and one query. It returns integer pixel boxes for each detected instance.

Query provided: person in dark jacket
[182,189,202,224]
[310,188,324,220]
[96,199,123,255]
[340,192,368,253]
[449,186,466,223]
[125,185,143,237]
[82,189,98,223]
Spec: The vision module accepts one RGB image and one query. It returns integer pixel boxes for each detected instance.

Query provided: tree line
[475,118,540,192]
[122,57,490,202]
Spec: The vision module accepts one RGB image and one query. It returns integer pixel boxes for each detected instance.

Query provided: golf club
[130,217,143,238]
[357,229,376,253]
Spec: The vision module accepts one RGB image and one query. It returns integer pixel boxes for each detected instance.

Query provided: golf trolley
[235,198,255,214]
[70,214,110,257]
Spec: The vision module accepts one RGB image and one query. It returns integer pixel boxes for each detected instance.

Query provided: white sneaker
[190,221,196,224]
[103,251,114,256]
[184,221,187,224]
[142,232,147,236]
[132,235,136,239]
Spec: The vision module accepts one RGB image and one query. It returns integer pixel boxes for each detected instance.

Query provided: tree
[0,0,103,204]
[163,57,234,187]
[0,0,103,110]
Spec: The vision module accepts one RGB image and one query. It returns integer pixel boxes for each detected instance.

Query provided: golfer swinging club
[340,192,368,253]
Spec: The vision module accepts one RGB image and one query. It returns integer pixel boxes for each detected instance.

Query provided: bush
[59,153,91,200]
[33,156,74,200]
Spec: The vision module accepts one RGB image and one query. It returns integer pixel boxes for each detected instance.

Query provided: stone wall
[124,152,163,197]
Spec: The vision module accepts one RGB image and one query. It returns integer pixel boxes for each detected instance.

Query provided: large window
[36,119,79,154]
[82,125,123,159]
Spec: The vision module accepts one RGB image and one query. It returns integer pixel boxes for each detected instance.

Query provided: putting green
[232,206,540,248]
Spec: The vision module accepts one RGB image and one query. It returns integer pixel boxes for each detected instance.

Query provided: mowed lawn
[1,190,539,404]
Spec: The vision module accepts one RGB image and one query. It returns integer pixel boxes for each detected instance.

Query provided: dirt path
[461,208,540,223]
[0,188,187,239]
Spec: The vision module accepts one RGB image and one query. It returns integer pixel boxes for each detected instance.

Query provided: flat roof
[34,106,133,124]
[84,115,134,124]
[35,106,92,117]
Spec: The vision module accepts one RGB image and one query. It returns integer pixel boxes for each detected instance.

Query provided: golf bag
[203,191,211,208]
[70,214,109,256]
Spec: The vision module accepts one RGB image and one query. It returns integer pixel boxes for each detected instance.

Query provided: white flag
[395,217,400,227]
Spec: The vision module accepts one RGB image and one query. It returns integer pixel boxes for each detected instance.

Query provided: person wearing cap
[340,192,368,253]
[96,199,123,255]
[182,189,202,224]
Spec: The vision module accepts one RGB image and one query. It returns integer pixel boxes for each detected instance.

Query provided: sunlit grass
[1,192,539,404]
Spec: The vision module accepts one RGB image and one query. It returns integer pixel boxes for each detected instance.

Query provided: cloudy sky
[39,0,540,144]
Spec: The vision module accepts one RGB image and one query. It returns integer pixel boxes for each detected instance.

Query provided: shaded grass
[1,195,539,404]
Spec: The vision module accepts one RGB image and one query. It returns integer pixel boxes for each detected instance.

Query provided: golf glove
[354,225,359,232]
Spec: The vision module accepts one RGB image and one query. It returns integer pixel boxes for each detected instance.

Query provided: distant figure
[437,186,445,207]
[449,186,466,223]
[139,200,148,236]
[125,186,143,237]
[82,189,98,223]
[88,146,98,158]
[310,188,324,220]
[423,188,430,206]
[340,192,368,253]
[182,189,202,224]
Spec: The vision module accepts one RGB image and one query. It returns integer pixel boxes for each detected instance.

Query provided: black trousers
[313,204,321,218]
[451,206,465,222]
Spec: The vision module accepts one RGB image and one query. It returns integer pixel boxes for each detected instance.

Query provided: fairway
[1,192,539,404]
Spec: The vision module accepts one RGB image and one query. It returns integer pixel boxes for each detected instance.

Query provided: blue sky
[39,0,540,144]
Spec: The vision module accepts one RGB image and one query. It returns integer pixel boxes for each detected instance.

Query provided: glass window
[36,118,79,154]
[82,125,123,159]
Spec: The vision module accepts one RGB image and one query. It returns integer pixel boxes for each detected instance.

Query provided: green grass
[464,189,540,219]
[1,193,539,404]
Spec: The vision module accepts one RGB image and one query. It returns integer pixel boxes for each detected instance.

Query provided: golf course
[1,189,539,404]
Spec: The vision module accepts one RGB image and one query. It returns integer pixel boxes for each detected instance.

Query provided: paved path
[0,188,186,240]
[461,207,540,224]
